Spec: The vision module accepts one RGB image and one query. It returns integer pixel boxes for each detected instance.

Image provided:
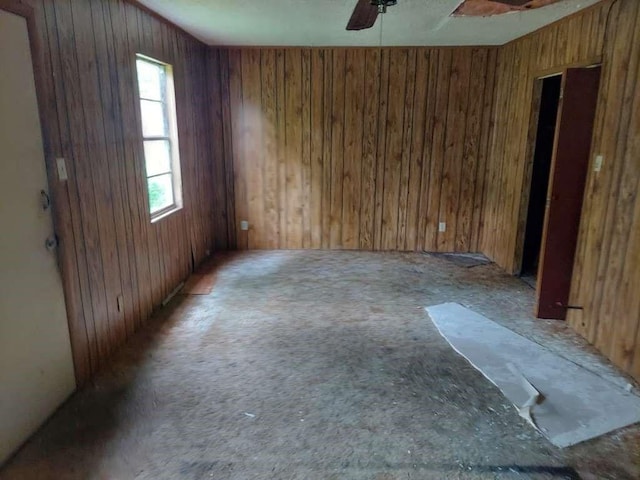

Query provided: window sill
[150,205,182,224]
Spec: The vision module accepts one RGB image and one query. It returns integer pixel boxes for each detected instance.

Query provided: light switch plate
[439,222,446,233]
[56,158,68,181]
[240,220,249,231]
[594,154,603,172]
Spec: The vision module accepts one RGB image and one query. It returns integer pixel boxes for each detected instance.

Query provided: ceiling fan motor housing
[372,0,397,14]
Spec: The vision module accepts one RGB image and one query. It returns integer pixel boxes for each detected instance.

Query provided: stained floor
[1,251,638,480]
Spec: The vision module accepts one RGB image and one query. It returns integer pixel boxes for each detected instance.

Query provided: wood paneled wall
[568,0,640,381]
[28,0,230,383]
[480,3,607,271]
[220,47,497,252]
[481,0,640,380]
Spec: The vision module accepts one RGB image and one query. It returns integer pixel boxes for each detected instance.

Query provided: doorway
[520,75,562,288]
[529,66,601,320]
[0,6,76,465]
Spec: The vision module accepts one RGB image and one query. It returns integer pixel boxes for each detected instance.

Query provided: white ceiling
[137,0,601,47]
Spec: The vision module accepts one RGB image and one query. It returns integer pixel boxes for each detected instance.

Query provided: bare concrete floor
[1,251,638,480]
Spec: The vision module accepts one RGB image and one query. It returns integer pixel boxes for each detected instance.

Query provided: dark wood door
[536,66,601,319]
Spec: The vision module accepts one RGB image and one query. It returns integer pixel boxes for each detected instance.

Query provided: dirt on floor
[1,251,638,480]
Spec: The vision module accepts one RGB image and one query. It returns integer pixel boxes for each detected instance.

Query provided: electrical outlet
[439,222,446,233]
[240,220,249,231]
[56,158,68,181]
[594,154,603,172]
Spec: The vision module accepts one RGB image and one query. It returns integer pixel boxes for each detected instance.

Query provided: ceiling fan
[346,0,398,31]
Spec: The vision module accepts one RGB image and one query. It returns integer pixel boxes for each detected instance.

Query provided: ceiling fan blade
[346,0,378,31]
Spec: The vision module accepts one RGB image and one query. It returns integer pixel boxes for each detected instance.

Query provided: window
[135,54,182,221]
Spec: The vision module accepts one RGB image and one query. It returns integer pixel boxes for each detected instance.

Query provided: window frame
[135,53,183,222]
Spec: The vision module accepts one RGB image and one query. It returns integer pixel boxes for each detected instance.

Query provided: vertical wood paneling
[481,0,640,381]
[301,49,312,249]
[439,49,472,252]
[321,50,333,249]
[405,49,429,252]
[207,48,232,251]
[457,49,487,252]
[342,49,365,249]
[30,0,229,384]
[226,47,496,254]
[54,0,112,365]
[416,52,439,251]
[229,49,247,250]
[276,50,287,248]
[329,49,346,249]
[101,0,136,339]
[397,49,417,253]
[471,48,497,252]
[381,49,408,251]
[285,49,303,249]
[241,49,263,249]
[219,49,237,249]
[310,50,324,250]
[40,0,95,381]
[373,49,390,251]
[261,50,279,250]
[588,3,639,348]
[424,50,452,251]
[123,1,153,327]
[359,49,381,251]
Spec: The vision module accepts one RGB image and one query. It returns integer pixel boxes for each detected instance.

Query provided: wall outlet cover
[594,154,603,172]
[240,220,249,231]
[56,158,68,181]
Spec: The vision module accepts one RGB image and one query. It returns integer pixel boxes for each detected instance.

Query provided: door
[536,66,601,319]
[0,9,75,465]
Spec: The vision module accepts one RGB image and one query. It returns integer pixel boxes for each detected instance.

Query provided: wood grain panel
[329,49,346,249]
[424,50,452,251]
[285,49,303,249]
[27,0,230,384]
[404,49,429,252]
[439,49,471,252]
[481,0,640,380]
[381,49,408,251]
[397,49,417,252]
[225,47,496,254]
[359,49,381,251]
[310,50,324,250]
[342,49,365,250]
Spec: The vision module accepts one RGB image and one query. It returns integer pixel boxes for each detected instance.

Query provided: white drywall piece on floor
[425,302,640,448]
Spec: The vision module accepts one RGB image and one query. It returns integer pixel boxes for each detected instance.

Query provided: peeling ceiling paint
[453,0,564,17]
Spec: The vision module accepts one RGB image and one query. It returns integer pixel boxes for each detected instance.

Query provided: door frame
[514,61,601,276]
[0,0,80,381]
[514,75,547,276]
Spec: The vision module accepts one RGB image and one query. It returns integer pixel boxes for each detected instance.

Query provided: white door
[0,9,76,465]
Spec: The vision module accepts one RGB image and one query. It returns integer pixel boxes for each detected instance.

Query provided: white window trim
[135,54,183,223]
